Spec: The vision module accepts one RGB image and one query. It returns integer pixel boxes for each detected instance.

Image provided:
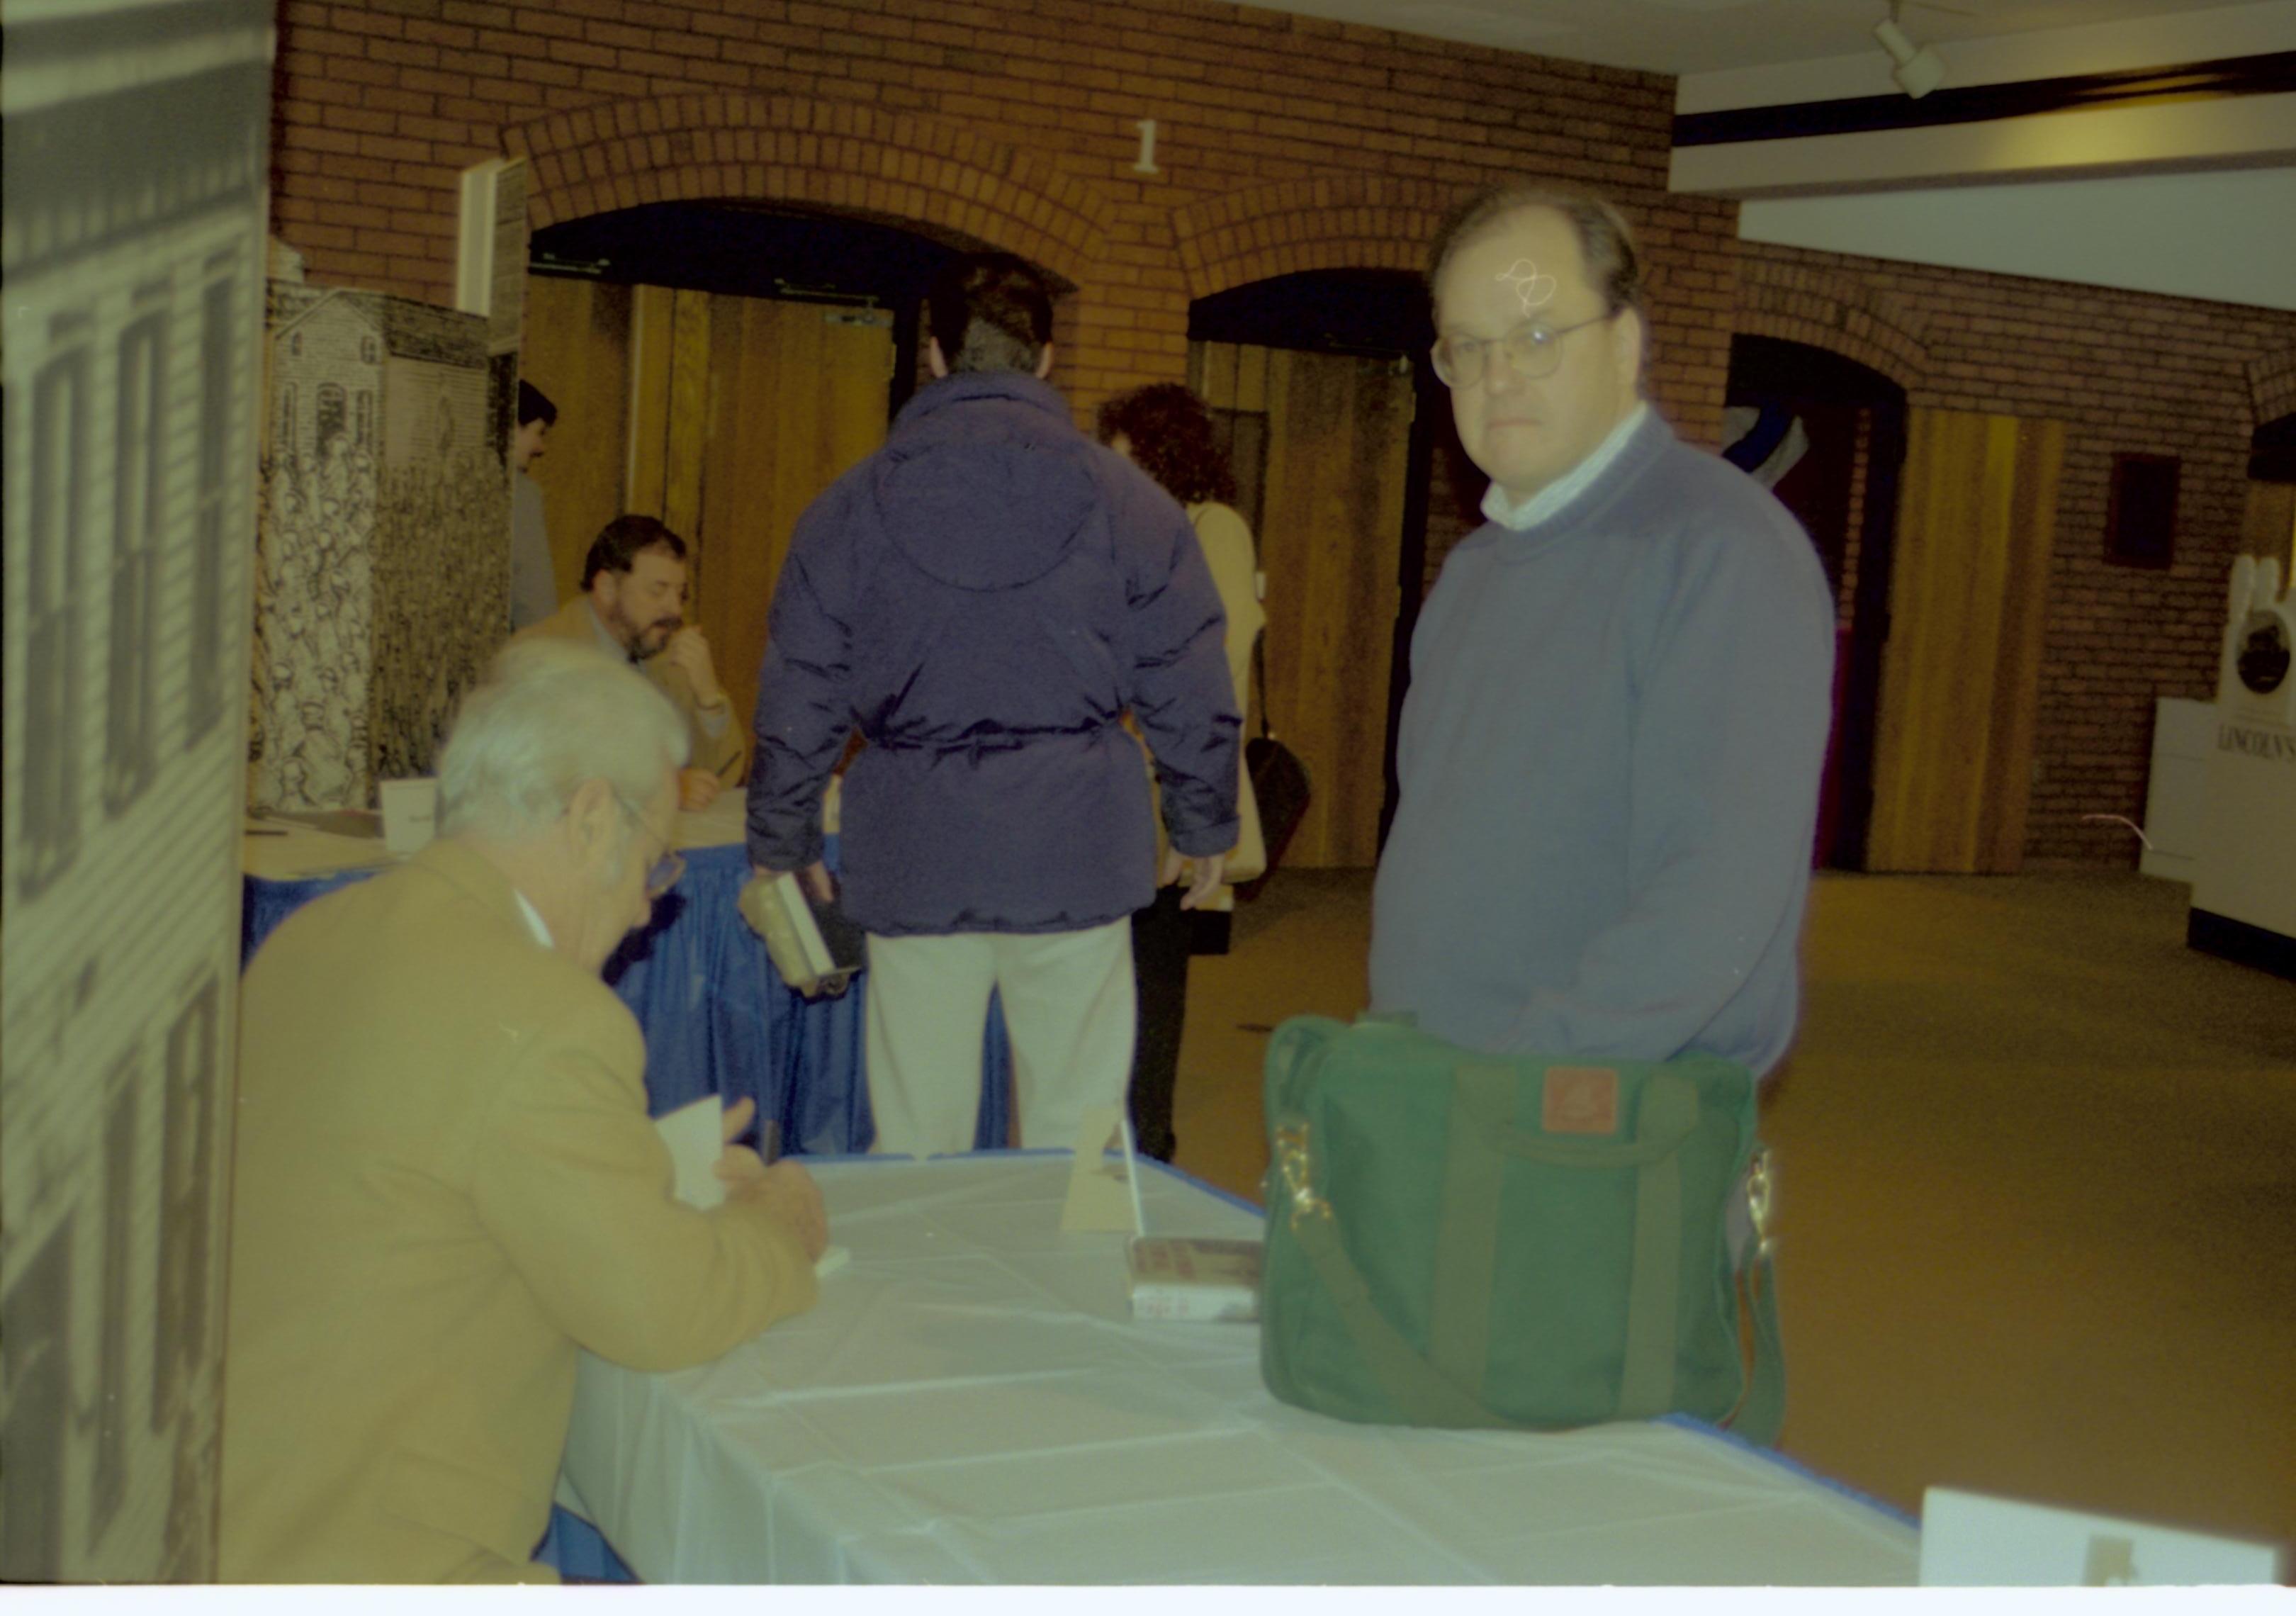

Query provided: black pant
[1127,887,1191,1162]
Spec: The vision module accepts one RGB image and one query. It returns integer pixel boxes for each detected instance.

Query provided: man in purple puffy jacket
[747,253,1240,1159]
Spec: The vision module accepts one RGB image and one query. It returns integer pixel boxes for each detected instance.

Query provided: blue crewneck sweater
[1370,409,1835,1077]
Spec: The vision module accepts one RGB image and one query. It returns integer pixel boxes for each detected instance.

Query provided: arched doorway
[519,200,1072,734]
[1186,269,1461,868]
[2248,412,2296,568]
[1725,335,1910,871]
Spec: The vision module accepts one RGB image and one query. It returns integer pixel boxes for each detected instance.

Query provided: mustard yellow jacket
[514,595,750,783]
[220,840,816,1582]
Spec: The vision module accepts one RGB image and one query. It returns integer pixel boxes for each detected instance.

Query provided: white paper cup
[378,778,439,856]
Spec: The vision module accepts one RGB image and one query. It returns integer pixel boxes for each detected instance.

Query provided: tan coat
[514,595,749,782]
[220,841,816,1583]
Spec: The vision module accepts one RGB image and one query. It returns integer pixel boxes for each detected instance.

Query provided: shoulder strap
[1251,632,1271,741]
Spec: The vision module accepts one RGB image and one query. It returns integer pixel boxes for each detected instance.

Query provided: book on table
[1126,1235,1263,1323]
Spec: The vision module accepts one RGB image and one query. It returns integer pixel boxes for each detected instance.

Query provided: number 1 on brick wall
[1134,119,1160,175]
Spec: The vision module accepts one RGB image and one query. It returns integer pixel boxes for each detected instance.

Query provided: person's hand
[750,860,836,903]
[1158,848,1186,889]
[660,625,724,706]
[729,1160,830,1262]
[1178,851,1227,910]
[712,1097,769,1189]
[678,767,722,811]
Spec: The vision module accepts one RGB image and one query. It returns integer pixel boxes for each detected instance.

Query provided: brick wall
[1838,405,1869,629]
[269,0,1737,437]
[1736,241,2296,867]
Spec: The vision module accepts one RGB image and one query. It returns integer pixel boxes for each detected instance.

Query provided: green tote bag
[1259,1014,1786,1444]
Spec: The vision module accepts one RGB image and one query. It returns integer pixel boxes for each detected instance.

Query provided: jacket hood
[870,371,1100,591]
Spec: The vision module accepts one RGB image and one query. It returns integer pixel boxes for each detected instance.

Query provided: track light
[1874,15,1947,99]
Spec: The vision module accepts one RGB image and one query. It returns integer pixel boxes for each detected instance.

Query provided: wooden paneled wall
[1195,341,1413,868]
[520,278,891,730]
[1869,409,2066,873]
[2243,478,2296,569]
[518,274,629,604]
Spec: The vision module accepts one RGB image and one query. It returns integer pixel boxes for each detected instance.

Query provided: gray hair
[1426,181,1646,321]
[437,639,691,843]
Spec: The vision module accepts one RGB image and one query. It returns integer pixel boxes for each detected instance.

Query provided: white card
[1920,1487,2285,1586]
[655,1096,726,1212]
[1059,1106,1142,1233]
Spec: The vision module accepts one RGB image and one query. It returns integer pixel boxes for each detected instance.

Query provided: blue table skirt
[536,1503,634,1582]
[241,838,1014,1154]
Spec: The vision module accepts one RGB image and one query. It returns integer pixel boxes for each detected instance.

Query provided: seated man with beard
[517,513,747,809]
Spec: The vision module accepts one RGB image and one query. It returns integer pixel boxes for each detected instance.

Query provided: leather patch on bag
[1543,1067,1620,1135]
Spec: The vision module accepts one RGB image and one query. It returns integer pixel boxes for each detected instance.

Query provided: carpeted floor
[1167,868,2296,1562]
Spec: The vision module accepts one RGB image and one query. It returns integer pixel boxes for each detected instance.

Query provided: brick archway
[1171,176,1456,303]
[1733,260,1930,392]
[2249,349,2296,427]
[505,95,1112,289]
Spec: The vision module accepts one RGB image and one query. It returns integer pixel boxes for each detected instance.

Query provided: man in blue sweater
[748,254,1239,1157]
[1371,184,1835,1077]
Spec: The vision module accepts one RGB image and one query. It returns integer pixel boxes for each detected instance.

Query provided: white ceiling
[1255,0,2278,76]
[1245,0,2296,310]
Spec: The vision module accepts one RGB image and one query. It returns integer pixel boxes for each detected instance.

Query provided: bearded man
[517,514,745,809]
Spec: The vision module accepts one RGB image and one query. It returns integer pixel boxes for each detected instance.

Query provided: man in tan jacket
[220,641,826,1583]
[517,513,748,809]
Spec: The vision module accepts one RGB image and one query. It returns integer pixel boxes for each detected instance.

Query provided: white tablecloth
[560,1155,1918,1584]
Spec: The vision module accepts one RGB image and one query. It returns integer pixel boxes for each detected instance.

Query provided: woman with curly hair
[1095,383,1267,1162]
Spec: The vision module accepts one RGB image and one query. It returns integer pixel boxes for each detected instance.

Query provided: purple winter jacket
[744,371,1241,936]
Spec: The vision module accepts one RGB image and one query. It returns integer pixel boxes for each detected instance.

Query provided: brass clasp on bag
[1745,1148,1774,1262]
[1273,1122,1331,1233]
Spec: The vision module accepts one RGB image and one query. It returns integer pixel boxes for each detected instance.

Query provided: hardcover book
[1126,1235,1262,1323]
[738,870,865,997]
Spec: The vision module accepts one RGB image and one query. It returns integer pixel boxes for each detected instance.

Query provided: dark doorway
[1188,269,1473,852]
[2253,410,2296,481]
[1725,335,1908,871]
[531,200,975,420]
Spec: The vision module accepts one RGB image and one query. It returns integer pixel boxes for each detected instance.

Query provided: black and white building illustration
[2,0,274,1582]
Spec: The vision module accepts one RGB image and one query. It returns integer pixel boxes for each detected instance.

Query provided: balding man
[221,641,826,1583]
[1372,183,1834,1077]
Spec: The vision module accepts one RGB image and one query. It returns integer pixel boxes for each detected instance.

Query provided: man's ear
[1034,340,1055,380]
[565,777,620,873]
[927,337,950,378]
[1611,309,1647,390]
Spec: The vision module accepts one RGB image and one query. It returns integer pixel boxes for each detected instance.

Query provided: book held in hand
[1126,1235,1263,1323]
[738,870,865,997]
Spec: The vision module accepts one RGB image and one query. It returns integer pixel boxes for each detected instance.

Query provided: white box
[1920,1487,2285,1586]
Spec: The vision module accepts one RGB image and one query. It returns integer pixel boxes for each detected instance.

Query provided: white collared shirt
[583,598,628,661]
[511,889,553,949]
[1480,401,1651,533]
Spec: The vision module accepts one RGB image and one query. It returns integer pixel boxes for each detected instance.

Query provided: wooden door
[692,298,892,734]
[2242,478,2295,571]
[1868,409,2065,873]
[522,278,893,731]
[519,274,631,603]
[1195,341,1414,868]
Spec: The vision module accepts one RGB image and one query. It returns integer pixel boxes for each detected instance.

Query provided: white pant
[862,921,1136,1158]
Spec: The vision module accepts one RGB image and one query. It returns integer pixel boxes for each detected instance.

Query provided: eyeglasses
[611,795,687,899]
[643,848,686,902]
[1431,310,1616,389]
